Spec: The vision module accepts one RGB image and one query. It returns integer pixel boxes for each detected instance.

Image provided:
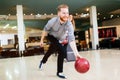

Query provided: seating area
[0,37,120,59]
[99,38,120,49]
[0,42,45,58]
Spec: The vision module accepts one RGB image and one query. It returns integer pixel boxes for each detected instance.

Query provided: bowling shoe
[39,61,44,70]
[57,72,67,79]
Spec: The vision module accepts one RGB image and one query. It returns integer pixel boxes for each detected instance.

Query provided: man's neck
[60,19,66,25]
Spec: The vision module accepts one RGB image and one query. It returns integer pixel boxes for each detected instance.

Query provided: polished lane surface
[0,49,120,80]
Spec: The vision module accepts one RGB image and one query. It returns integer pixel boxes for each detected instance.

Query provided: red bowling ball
[61,39,68,45]
[75,57,90,73]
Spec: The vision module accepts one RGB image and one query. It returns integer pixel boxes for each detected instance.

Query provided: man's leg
[39,43,57,69]
[57,44,68,78]
[42,44,56,63]
[39,34,58,69]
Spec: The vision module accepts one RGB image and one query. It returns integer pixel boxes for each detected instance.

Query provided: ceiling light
[44,13,47,15]
[37,14,40,15]
[3,24,9,29]
[12,26,17,29]
[75,13,78,15]
[35,14,41,17]
[86,8,89,11]
[110,15,114,18]
[98,13,100,15]
[103,17,106,19]
[51,13,53,15]
[8,14,11,16]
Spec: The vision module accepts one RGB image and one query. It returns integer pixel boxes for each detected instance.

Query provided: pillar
[16,5,25,56]
[89,6,99,49]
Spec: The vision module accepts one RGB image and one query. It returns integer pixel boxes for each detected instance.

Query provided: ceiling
[0,0,120,15]
[0,0,120,33]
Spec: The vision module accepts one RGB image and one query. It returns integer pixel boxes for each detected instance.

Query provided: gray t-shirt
[44,16,75,42]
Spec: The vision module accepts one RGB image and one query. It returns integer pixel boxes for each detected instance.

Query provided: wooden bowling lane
[0,49,120,80]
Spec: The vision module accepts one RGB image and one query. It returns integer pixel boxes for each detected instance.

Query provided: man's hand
[40,40,44,47]
[40,31,47,47]
[75,54,82,60]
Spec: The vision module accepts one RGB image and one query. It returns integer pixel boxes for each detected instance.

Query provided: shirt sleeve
[43,20,52,32]
[43,17,57,32]
[68,22,75,42]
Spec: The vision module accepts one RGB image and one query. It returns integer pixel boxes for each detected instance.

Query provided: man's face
[58,8,69,22]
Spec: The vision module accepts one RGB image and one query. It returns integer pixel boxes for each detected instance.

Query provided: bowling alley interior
[0,0,120,80]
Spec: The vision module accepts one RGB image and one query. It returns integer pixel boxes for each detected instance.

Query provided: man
[39,4,81,79]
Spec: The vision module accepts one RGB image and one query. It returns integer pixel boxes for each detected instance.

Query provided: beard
[60,16,68,22]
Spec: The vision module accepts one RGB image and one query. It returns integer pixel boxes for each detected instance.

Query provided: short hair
[57,4,69,12]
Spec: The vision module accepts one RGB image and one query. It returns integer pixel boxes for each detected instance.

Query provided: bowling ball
[61,39,68,45]
[74,57,90,73]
